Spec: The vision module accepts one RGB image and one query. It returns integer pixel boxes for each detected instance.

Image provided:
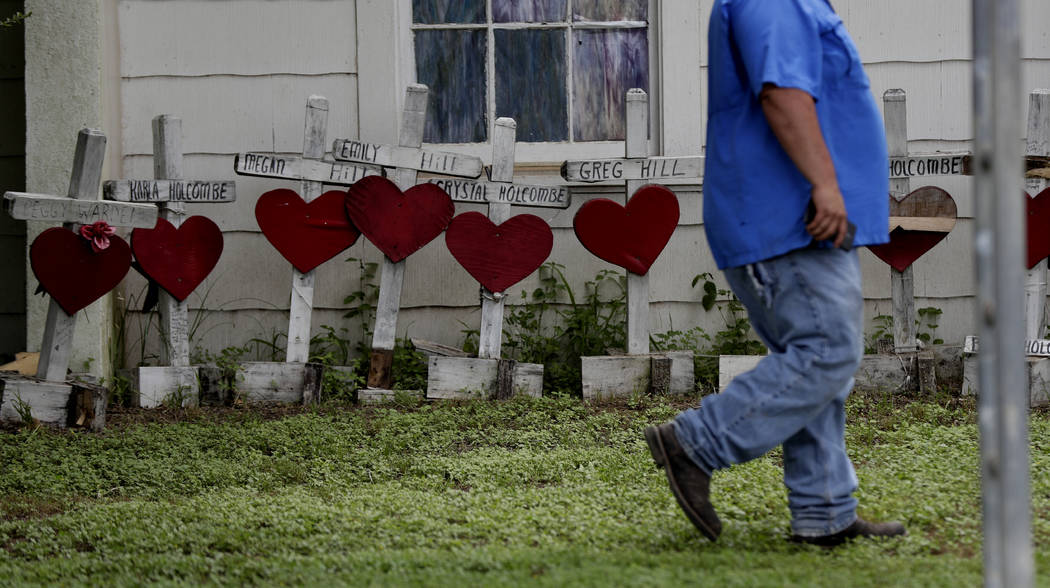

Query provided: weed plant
[497,263,626,394]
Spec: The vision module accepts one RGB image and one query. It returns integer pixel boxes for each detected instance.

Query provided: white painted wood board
[719,354,921,394]
[234,153,381,186]
[889,153,971,179]
[426,178,570,209]
[561,156,704,183]
[332,139,484,178]
[238,362,318,404]
[477,118,516,359]
[581,353,693,400]
[963,336,1050,357]
[718,355,763,393]
[963,355,1050,407]
[5,192,158,228]
[1025,90,1049,341]
[624,89,651,357]
[118,0,356,78]
[371,85,428,356]
[133,366,199,408]
[104,180,236,203]
[426,357,543,400]
[0,378,72,427]
[120,75,358,155]
[150,114,192,368]
[283,96,329,364]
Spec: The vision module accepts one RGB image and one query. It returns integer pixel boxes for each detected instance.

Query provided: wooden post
[367,85,429,388]
[883,89,918,353]
[37,130,107,381]
[625,89,650,356]
[151,115,190,367]
[1025,90,1050,341]
[477,118,517,360]
[286,96,329,363]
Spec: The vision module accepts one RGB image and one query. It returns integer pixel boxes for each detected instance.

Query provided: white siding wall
[116,0,1050,366]
[116,0,364,363]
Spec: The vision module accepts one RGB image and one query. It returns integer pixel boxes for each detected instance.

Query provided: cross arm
[4,192,158,228]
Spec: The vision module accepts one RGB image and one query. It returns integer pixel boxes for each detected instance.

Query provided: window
[410,0,649,145]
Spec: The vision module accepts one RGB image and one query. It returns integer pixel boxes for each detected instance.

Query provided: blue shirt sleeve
[728,0,823,99]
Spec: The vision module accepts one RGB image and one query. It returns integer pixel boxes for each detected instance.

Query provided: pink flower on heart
[80,221,116,252]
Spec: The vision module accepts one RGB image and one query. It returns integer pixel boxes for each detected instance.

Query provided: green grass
[1,394,1048,587]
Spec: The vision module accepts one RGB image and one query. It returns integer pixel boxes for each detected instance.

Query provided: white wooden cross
[421,118,569,400]
[429,118,571,360]
[4,129,158,382]
[882,89,974,353]
[562,89,701,356]
[883,89,919,353]
[331,84,485,390]
[1024,89,1049,341]
[103,115,236,371]
[232,96,381,365]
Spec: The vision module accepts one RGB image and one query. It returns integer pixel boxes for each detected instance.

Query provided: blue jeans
[674,247,864,537]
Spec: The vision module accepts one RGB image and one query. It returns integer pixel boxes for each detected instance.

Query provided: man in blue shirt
[644,0,906,547]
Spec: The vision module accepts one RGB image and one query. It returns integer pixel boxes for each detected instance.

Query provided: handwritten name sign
[104,180,237,203]
[561,156,704,183]
[234,152,382,186]
[428,178,570,209]
[5,192,158,228]
[964,335,1050,357]
[889,154,972,179]
[332,139,484,179]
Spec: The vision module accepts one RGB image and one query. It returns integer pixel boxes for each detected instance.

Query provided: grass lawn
[1,392,1048,587]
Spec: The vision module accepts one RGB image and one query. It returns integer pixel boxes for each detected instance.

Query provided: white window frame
[357,1,704,168]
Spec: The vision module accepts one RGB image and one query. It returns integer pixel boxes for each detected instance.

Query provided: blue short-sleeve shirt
[703,0,889,268]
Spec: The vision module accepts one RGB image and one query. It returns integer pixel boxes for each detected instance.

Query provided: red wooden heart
[131,216,224,301]
[1027,187,1050,269]
[346,176,454,263]
[30,227,132,316]
[573,184,680,275]
[869,186,957,272]
[256,188,359,273]
[445,212,554,293]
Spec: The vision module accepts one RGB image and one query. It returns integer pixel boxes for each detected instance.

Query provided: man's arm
[759,84,849,247]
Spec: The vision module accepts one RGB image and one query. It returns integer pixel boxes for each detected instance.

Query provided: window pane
[412,0,485,24]
[573,0,647,22]
[572,29,648,141]
[415,30,488,143]
[493,0,567,23]
[496,30,568,142]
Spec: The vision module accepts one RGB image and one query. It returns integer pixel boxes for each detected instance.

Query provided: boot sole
[644,425,720,542]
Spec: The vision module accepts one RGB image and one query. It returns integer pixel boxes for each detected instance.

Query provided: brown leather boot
[644,422,722,541]
[790,518,907,547]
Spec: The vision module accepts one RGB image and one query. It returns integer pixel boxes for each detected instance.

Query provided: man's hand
[759,84,850,247]
[807,183,849,247]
